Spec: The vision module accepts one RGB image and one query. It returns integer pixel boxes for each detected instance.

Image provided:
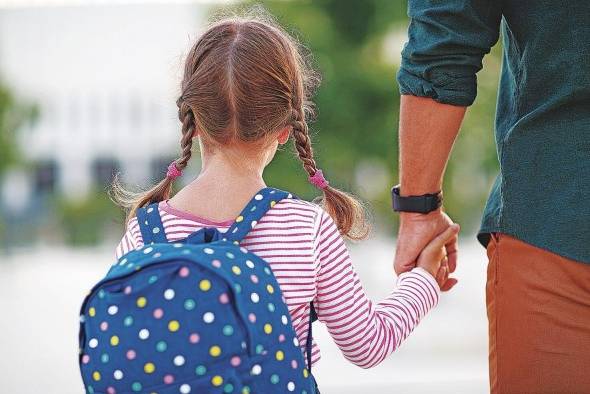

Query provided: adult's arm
[394,0,502,288]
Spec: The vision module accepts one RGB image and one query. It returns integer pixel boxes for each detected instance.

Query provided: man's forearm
[399,95,466,196]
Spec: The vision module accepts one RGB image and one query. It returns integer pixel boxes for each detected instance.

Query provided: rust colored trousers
[486,233,590,394]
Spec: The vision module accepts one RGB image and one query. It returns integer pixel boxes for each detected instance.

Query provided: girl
[114,13,458,387]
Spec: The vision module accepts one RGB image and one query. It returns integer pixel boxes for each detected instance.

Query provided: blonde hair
[112,11,369,240]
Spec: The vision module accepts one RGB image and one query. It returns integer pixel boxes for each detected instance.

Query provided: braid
[291,108,317,177]
[175,97,196,170]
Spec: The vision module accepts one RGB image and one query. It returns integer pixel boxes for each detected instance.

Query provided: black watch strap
[391,185,442,213]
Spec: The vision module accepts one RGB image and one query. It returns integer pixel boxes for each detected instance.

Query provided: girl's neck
[168,151,268,222]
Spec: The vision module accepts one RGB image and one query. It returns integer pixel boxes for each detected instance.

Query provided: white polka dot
[180,384,191,393]
[164,289,175,300]
[152,227,160,234]
[204,248,214,255]
[88,338,98,348]
[173,243,183,248]
[107,305,118,315]
[144,220,149,225]
[203,312,215,324]
[246,260,255,269]
[173,355,185,366]
[254,194,263,201]
[287,193,293,198]
[240,247,248,254]
[143,247,153,254]
[251,364,262,375]
[79,315,85,323]
[251,293,260,303]
[251,220,258,228]
[287,382,295,391]
[139,328,150,340]
[113,370,123,380]
[282,315,288,325]
[147,207,154,213]
[153,252,162,258]
[232,228,238,234]
[293,337,299,347]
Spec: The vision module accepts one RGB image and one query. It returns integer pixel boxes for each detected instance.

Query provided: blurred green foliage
[229,0,501,234]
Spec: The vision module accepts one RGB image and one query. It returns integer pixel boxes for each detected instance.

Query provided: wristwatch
[391,185,443,213]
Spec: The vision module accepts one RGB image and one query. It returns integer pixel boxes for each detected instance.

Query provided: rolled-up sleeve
[397,0,502,106]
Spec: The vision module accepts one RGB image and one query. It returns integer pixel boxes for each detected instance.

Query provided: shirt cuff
[397,67,477,107]
[397,267,441,310]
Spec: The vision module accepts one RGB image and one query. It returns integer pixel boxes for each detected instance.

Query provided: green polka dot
[87,386,94,394]
[264,267,271,275]
[222,325,234,336]
[97,290,106,299]
[156,341,167,352]
[184,298,196,310]
[148,275,158,284]
[234,284,242,294]
[131,382,142,392]
[267,303,275,312]
[100,353,109,364]
[123,316,134,327]
[223,383,234,393]
[250,206,256,212]
[255,344,264,354]
[270,374,280,384]
[195,365,207,376]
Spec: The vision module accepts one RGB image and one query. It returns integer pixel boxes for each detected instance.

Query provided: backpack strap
[136,202,168,245]
[224,187,295,244]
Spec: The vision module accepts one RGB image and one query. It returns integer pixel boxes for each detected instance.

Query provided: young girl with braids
[114,14,458,388]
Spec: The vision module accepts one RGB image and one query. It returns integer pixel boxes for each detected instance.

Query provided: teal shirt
[397,1,590,263]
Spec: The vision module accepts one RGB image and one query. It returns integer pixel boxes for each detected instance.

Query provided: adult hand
[394,210,459,291]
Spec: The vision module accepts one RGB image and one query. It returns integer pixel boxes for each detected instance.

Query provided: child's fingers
[423,224,460,258]
[441,277,458,292]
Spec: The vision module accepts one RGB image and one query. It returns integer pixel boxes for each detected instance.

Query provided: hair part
[112,8,370,240]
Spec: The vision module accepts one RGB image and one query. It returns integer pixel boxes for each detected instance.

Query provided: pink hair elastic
[166,161,182,179]
[309,169,329,190]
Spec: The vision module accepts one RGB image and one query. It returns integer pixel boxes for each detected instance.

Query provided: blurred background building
[0,1,501,393]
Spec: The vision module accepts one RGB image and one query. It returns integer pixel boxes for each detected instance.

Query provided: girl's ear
[277,126,291,145]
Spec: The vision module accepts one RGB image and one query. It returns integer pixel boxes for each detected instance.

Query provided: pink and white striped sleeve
[313,210,440,369]
[115,218,143,259]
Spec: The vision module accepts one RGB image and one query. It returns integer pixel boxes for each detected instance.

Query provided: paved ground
[0,237,489,394]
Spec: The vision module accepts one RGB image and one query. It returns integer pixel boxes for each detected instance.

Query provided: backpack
[78,188,317,394]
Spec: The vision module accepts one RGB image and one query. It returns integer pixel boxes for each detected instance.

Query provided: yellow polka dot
[110,335,119,346]
[270,200,276,207]
[266,284,274,294]
[92,371,101,381]
[232,266,241,275]
[144,362,155,374]
[303,368,309,378]
[275,350,284,361]
[199,279,211,291]
[264,324,273,334]
[211,375,223,386]
[88,307,96,317]
[136,297,147,308]
[235,215,244,223]
[209,345,221,357]
[168,320,180,332]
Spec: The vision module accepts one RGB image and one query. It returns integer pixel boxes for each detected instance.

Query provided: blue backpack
[78,188,317,394]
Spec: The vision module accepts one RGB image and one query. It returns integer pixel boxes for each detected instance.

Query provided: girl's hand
[416,224,460,284]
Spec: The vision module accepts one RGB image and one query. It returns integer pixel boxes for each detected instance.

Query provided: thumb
[422,224,460,257]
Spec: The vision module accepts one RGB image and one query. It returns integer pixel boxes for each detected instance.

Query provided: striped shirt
[116,198,440,368]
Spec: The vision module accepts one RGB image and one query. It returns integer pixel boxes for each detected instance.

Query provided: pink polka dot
[278,334,285,342]
[163,374,174,384]
[248,313,256,323]
[100,321,108,331]
[291,360,298,369]
[230,356,241,367]
[189,333,200,344]
[81,354,90,364]
[219,293,229,304]
[212,259,222,268]
[107,387,116,394]
[179,267,190,277]
[250,274,259,284]
[126,349,136,360]
[124,286,132,295]
[153,308,164,319]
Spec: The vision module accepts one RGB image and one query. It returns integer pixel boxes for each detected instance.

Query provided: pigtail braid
[291,106,370,240]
